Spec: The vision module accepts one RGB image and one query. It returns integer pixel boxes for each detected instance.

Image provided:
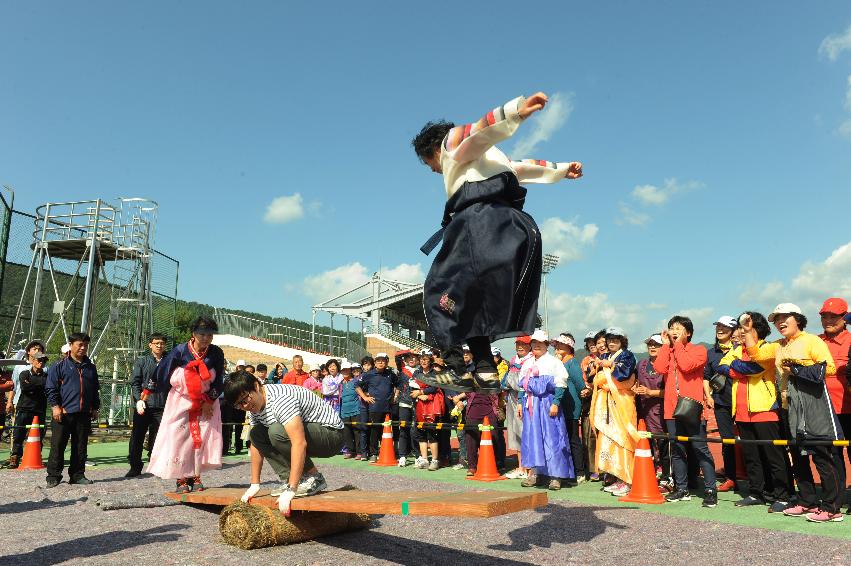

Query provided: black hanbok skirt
[423,172,542,349]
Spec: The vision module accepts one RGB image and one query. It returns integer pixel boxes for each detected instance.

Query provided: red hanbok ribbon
[185,341,212,450]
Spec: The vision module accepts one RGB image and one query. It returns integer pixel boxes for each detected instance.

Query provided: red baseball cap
[820,297,848,315]
[515,335,531,344]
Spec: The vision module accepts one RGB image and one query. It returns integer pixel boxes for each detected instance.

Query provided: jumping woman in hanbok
[589,327,638,497]
[518,330,573,490]
[411,92,583,393]
[145,316,225,493]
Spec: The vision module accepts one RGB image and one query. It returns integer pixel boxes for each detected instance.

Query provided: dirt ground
[1,460,849,566]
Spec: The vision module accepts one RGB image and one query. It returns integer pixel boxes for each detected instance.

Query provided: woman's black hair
[223,370,260,406]
[326,358,340,372]
[190,316,218,334]
[593,330,607,342]
[792,313,808,330]
[412,121,455,162]
[667,315,694,342]
[360,355,375,367]
[741,311,771,341]
[605,334,629,350]
[25,340,45,352]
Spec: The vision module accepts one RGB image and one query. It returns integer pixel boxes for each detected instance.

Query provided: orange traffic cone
[467,416,506,482]
[18,415,45,471]
[619,419,664,504]
[371,414,397,467]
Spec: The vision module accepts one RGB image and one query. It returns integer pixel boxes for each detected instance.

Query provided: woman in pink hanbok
[144,317,225,493]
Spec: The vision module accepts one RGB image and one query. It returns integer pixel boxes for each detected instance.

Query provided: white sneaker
[414,456,429,469]
[397,456,407,468]
[603,481,624,493]
[611,483,630,497]
[504,469,524,479]
[295,473,327,497]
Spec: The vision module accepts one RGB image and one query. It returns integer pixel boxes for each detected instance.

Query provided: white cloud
[631,184,668,205]
[511,92,574,158]
[819,25,851,61]
[264,193,305,224]
[546,291,654,337]
[618,178,704,227]
[840,118,851,139]
[380,262,425,283]
[791,242,851,297]
[541,291,716,347]
[303,261,425,302]
[539,217,598,262]
[739,241,851,315]
[631,178,704,206]
[615,202,651,227]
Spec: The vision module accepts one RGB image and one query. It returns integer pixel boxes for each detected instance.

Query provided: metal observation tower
[6,198,158,423]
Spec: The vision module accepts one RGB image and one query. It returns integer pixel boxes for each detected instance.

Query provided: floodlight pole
[541,253,560,333]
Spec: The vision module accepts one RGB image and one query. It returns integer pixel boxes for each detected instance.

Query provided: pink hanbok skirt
[147,366,223,479]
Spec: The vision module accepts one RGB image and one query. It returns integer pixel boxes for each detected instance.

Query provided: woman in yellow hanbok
[589,327,639,496]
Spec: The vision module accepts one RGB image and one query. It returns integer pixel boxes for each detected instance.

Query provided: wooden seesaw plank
[165,487,547,517]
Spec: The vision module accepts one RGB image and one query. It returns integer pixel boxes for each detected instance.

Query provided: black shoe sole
[473,377,502,393]
[416,371,476,392]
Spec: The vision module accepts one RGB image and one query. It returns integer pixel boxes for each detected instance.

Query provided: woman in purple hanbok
[321,359,343,413]
[519,330,573,490]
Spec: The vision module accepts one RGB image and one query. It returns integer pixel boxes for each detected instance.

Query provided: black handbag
[672,360,703,425]
[707,372,726,393]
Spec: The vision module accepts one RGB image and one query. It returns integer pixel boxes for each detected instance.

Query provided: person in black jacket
[355,353,402,462]
[45,333,100,487]
[126,333,168,477]
[10,352,49,468]
[705,315,739,492]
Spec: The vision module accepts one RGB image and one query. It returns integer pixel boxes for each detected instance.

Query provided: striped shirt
[248,384,344,429]
[439,96,575,198]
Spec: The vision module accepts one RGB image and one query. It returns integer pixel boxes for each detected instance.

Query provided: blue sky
[2,2,851,345]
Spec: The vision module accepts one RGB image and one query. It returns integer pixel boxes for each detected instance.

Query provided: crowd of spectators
[2,297,849,524]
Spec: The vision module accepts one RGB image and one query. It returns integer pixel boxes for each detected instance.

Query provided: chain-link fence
[0,206,178,425]
[214,310,369,362]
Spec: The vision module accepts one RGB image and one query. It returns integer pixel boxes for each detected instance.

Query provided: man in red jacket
[282,355,309,386]
[817,297,851,497]
[653,315,717,508]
